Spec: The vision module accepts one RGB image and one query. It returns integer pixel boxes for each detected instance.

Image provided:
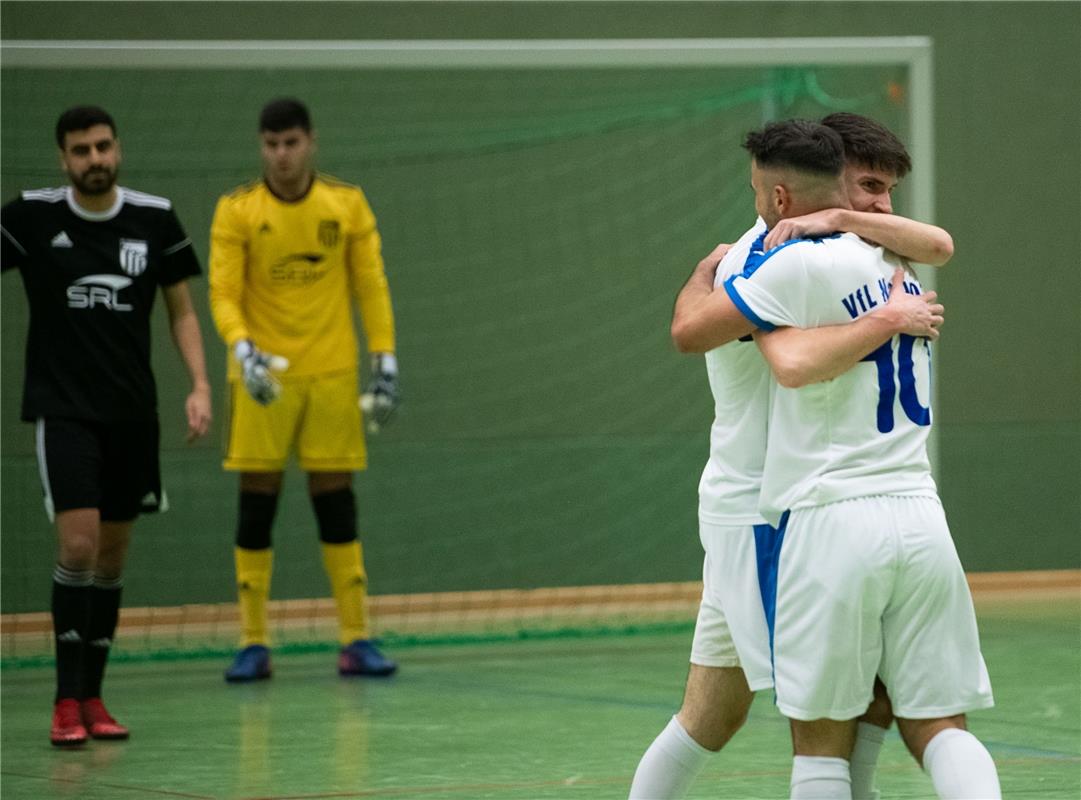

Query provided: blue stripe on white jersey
[723,232,844,332]
[724,279,776,332]
[741,231,844,277]
[753,510,790,668]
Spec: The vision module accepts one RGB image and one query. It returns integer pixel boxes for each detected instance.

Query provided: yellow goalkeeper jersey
[209,175,395,379]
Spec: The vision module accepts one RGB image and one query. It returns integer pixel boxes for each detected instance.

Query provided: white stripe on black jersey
[1,224,27,255]
[26,187,173,211]
[22,188,66,203]
[123,188,172,211]
[162,237,193,256]
[65,187,124,221]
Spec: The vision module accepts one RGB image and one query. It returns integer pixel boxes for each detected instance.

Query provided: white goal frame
[1,37,934,220]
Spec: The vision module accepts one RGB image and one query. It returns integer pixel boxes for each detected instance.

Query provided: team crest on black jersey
[318,220,340,248]
[119,238,149,276]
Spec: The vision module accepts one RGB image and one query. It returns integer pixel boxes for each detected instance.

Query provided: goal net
[0,39,929,664]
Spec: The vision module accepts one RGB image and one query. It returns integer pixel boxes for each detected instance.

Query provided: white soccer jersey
[697,216,772,525]
[725,232,938,526]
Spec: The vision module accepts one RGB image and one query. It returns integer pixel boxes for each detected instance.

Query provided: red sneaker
[50,698,88,747]
[81,698,129,740]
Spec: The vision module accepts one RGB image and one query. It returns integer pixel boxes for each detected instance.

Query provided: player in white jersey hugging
[724,120,997,799]
[631,114,984,800]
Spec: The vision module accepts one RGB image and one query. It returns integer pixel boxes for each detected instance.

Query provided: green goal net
[1,40,923,663]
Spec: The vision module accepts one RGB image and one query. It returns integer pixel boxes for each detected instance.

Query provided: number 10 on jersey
[860,334,932,433]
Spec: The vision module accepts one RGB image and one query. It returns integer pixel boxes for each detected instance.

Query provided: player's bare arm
[670,242,760,353]
[162,280,212,442]
[763,209,954,266]
[752,268,943,389]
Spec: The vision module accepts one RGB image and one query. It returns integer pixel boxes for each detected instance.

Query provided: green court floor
[2,601,1078,799]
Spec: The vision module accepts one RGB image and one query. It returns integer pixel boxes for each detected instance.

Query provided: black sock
[52,565,94,702]
[83,577,123,700]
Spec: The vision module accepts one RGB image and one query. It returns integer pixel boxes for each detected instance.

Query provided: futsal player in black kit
[1,106,213,746]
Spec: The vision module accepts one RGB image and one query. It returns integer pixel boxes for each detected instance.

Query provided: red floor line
[0,770,216,800]
[244,754,1080,800]
[243,775,626,800]
[242,755,1081,800]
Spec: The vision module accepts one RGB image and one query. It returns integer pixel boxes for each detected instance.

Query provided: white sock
[790,755,852,799]
[922,727,1001,799]
[628,716,713,799]
[850,722,886,800]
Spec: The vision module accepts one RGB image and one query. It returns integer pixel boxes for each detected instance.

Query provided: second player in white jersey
[690,216,776,689]
[725,232,938,526]
[698,216,769,525]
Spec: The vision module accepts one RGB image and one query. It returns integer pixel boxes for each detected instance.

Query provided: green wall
[2,2,1078,613]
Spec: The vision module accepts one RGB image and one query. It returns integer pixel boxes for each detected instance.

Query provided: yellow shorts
[224,370,367,472]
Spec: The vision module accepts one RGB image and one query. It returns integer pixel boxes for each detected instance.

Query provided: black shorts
[35,416,164,522]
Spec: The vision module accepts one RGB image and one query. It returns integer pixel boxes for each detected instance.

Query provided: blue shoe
[224,645,272,682]
[338,640,397,677]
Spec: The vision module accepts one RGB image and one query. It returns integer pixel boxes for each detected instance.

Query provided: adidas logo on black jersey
[51,231,74,248]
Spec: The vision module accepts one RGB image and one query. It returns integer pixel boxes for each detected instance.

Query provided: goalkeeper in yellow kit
[210,98,398,681]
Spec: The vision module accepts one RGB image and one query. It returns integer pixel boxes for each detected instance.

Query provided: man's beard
[71,166,117,196]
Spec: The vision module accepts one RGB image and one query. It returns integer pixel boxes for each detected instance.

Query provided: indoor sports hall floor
[1,598,1078,799]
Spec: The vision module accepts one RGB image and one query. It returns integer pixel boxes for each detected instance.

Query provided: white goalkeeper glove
[359,353,399,432]
[234,339,289,406]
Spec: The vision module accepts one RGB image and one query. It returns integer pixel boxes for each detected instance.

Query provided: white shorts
[770,495,995,721]
[690,521,775,691]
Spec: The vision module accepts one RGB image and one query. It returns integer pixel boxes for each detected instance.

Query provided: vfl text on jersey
[842,276,922,319]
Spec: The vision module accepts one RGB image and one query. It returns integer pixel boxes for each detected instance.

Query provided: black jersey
[1,186,201,422]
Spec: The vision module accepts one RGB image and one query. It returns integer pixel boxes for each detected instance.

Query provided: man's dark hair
[259,98,312,133]
[742,119,845,176]
[55,106,116,148]
[821,112,912,178]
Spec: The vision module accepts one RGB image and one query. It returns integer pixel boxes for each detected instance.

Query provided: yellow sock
[235,547,273,647]
[321,541,369,645]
